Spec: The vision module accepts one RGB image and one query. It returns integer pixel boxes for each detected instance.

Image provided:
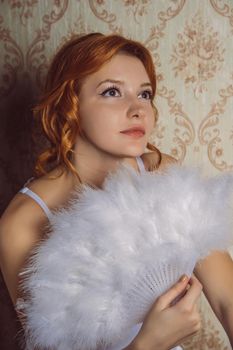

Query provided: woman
[0,33,232,350]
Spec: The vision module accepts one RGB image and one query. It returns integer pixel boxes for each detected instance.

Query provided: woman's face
[78,53,155,158]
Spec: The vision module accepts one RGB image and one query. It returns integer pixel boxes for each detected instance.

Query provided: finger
[178,276,203,306]
[156,275,190,310]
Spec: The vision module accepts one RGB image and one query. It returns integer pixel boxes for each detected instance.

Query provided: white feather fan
[18,166,233,350]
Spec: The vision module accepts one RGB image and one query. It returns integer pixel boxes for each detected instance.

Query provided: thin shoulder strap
[136,156,146,173]
[19,187,52,221]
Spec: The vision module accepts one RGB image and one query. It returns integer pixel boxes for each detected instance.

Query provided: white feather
[19,166,233,350]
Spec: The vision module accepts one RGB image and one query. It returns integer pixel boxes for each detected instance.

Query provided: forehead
[82,53,150,87]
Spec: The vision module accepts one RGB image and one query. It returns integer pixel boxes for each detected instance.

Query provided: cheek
[79,104,119,136]
[80,99,124,122]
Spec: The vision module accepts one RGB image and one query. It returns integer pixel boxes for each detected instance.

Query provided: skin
[0,53,233,349]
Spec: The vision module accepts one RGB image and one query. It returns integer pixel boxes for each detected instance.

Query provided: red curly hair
[34,32,160,179]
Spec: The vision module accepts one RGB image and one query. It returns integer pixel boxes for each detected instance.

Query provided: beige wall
[0,1,232,349]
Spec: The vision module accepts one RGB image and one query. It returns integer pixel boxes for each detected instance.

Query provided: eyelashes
[140,90,153,100]
[100,85,153,100]
[100,85,120,97]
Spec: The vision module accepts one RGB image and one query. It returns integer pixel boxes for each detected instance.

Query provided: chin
[99,142,146,159]
[125,144,146,156]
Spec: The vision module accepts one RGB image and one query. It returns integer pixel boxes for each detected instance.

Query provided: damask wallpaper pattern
[0,1,232,349]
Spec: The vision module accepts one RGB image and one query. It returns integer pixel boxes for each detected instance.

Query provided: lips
[120,126,145,137]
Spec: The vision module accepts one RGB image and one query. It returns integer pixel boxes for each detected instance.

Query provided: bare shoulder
[142,151,179,172]
[24,166,76,211]
[0,167,64,250]
[0,165,75,249]
[0,166,72,304]
[1,188,49,229]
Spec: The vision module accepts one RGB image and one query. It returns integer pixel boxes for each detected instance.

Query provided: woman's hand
[125,275,202,350]
[195,251,233,347]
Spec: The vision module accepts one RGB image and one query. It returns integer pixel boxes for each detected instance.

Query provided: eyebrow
[96,79,152,89]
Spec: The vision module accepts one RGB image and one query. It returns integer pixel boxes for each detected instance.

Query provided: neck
[72,136,139,188]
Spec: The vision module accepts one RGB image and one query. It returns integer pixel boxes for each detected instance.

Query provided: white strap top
[19,157,145,221]
[19,187,52,221]
[136,155,146,173]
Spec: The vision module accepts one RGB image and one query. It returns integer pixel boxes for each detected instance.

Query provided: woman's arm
[195,250,233,347]
[0,194,47,304]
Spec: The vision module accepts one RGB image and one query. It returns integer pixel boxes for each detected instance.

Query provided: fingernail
[179,274,188,283]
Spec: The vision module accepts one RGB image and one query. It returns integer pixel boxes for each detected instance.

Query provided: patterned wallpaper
[0,1,232,349]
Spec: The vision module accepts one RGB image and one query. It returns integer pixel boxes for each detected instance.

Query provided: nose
[127,98,145,120]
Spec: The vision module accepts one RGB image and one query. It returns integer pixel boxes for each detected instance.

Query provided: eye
[100,86,121,97]
[139,90,153,100]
